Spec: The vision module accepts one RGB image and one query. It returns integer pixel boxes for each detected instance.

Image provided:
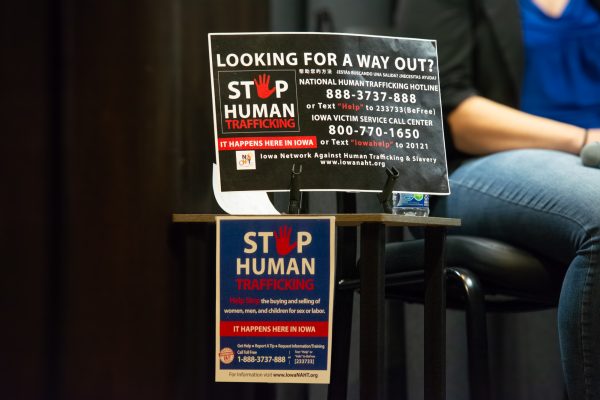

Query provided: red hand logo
[254,73,276,99]
[274,225,297,256]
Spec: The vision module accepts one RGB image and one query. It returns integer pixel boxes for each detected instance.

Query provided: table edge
[171,213,461,227]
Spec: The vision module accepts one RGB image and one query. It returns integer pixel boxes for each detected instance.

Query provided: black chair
[328,232,563,400]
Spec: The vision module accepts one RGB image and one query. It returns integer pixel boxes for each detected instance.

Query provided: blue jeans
[435,149,600,399]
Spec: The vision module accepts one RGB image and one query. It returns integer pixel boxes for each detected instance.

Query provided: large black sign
[209,33,450,195]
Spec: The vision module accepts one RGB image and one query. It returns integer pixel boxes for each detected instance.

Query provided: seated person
[396,0,600,398]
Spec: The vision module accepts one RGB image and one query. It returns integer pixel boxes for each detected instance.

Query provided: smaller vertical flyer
[215,216,335,384]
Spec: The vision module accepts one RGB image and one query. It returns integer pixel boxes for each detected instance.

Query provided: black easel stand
[377,166,399,213]
[288,163,303,214]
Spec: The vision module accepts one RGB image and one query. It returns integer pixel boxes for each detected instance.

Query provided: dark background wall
[1,1,56,398]
[1,1,267,399]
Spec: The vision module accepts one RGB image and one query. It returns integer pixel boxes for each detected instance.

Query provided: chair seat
[383,235,562,307]
[331,231,563,400]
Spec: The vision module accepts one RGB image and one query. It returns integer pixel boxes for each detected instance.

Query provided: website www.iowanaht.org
[272,372,319,379]
[319,159,385,167]
[228,371,319,379]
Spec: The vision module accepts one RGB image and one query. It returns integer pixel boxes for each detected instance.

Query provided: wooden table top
[172,213,461,228]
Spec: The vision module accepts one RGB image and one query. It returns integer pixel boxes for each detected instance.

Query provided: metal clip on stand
[377,166,399,213]
[288,163,303,214]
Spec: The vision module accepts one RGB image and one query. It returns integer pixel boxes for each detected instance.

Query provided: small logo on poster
[236,150,256,170]
[218,69,300,134]
[219,347,235,364]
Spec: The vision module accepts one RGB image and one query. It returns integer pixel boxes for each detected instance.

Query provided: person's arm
[397,0,478,117]
[398,0,600,156]
[447,95,599,155]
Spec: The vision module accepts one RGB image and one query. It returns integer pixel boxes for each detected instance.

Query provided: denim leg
[436,149,600,399]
